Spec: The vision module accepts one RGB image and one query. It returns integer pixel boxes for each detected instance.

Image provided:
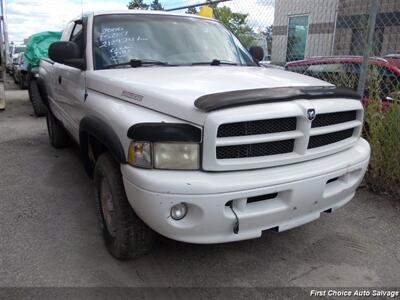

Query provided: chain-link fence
[148,0,400,99]
[148,0,400,197]
[279,0,400,100]
[162,0,275,61]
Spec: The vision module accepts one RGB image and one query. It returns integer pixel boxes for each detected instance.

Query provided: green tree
[263,25,273,55]
[205,0,218,8]
[150,0,164,10]
[213,6,254,48]
[185,6,198,14]
[127,0,149,9]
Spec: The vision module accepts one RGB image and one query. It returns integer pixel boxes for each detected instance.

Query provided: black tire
[94,153,154,260]
[46,111,70,148]
[19,75,26,89]
[29,80,48,117]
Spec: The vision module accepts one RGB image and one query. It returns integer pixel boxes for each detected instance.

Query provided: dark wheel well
[79,116,127,179]
[80,133,109,178]
[89,135,109,162]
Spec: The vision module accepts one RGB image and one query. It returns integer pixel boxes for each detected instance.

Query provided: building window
[286,15,309,62]
[350,27,384,56]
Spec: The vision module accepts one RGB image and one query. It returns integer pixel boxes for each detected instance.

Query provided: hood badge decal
[306,108,316,121]
[121,90,143,102]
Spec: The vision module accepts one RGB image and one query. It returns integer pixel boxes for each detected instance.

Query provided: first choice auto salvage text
[310,290,399,298]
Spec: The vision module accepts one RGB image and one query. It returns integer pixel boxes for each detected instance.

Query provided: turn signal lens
[127,142,152,168]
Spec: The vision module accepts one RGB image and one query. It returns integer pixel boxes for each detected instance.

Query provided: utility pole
[165,0,231,11]
[0,0,7,110]
[357,0,379,97]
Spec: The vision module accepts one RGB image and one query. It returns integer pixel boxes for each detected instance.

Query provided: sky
[6,0,275,43]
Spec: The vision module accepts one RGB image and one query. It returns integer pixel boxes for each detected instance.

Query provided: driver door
[53,21,86,141]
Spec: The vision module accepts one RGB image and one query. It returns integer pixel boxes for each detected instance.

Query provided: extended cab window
[92,14,253,70]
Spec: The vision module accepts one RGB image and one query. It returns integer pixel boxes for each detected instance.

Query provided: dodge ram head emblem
[307,109,316,121]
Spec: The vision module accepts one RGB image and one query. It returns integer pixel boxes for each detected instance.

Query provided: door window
[70,23,84,58]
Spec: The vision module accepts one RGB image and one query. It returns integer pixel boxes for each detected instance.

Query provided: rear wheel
[19,74,28,89]
[29,80,47,117]
[46,111,70,148]
[94,153,154,260]
[18,76,24,89]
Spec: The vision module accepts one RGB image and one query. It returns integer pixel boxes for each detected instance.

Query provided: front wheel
[94,153,154,260]
[46,111,70,148]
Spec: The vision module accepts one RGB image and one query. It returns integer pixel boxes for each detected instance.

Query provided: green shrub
[364,69,400,197]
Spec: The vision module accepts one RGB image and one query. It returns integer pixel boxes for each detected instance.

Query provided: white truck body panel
[88,66,332,126]
[39,10,370,244]
[122,138,369,243]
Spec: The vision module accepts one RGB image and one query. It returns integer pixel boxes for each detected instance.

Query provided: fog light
[170,203,188,220]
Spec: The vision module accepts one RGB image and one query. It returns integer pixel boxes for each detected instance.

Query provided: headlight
[127,142,200,170]
[154,143,200,170]
[127,123,202,170]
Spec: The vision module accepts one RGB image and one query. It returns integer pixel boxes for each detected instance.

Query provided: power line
[165,0,231,11]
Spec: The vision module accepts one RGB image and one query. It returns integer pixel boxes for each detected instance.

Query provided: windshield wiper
[105,59,173,69]
[191,59,238,66]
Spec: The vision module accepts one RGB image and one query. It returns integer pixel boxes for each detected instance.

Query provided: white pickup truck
[38,10,370,259]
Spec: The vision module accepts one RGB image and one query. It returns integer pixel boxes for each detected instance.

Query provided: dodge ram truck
[38,10,371,259]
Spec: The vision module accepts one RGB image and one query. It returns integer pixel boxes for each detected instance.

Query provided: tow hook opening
[226,200,240,234]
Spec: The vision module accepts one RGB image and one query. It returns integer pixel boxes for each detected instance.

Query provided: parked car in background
[385,54,400,60]
[285,56,400,103]
[13,52,29,89]
[7,44,26,74]
[10,56,19,77]
[260,62,285,70]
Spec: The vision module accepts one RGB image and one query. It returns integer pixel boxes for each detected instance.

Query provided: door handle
[58,76,62,84]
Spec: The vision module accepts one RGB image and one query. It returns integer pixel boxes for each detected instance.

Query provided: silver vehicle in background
[12,52,29,89]
[7,44,26,75]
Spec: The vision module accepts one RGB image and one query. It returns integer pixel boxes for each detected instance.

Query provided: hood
[87,66,331,125]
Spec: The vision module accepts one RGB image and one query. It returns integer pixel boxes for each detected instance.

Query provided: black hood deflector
[194,86,361,112]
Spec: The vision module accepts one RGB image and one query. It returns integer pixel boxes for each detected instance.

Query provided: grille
[308,128,354,149]
[217,117,297,138]
[216,140,295,159]
[312,110,357,128]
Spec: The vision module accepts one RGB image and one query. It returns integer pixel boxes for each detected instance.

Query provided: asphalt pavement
[0,81,399,291]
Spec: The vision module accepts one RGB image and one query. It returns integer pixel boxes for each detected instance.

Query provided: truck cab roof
[79,9,214,21]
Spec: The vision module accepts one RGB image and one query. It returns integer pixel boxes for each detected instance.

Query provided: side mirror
[249,46,264,62]
[48,41,86,70]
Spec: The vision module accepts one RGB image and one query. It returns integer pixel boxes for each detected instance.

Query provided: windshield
[92,14,254,70]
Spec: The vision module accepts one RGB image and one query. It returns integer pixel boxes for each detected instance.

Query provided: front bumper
[121,138,370,244]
